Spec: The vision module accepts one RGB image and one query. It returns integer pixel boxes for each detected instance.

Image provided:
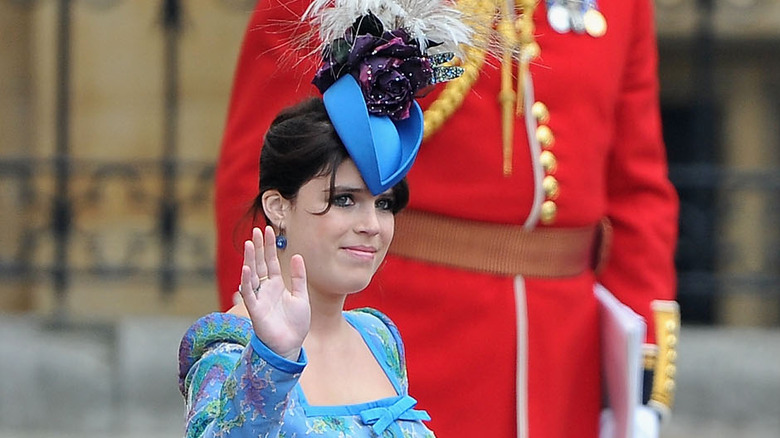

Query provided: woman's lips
[342,246,377,261]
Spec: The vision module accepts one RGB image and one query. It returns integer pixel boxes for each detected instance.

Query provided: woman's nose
[355,205,381,235]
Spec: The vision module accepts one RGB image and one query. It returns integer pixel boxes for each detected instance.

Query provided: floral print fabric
[178,309,434,437]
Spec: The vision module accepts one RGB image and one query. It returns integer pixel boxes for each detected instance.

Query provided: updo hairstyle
[251,98,409,226]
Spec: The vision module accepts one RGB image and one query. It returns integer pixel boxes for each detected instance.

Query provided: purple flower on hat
[312,13,433,121]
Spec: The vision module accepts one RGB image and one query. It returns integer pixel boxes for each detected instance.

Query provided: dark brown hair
[250,98,409,226]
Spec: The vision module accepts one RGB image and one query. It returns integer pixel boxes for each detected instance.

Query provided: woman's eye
[376,198,395,211]
[332,194,354,207]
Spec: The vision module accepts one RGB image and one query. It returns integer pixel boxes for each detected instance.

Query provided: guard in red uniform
[214,1,680,437]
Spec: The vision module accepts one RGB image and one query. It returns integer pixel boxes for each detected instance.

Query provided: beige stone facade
[1,1,254,317]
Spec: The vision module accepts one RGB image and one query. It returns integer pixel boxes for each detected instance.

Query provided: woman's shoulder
[180,312,253,349]
[346,308,408,386]
[178,312,253,392]
[346,308,405,344]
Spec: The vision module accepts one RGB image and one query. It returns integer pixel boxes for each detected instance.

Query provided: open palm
[238,226,311,361]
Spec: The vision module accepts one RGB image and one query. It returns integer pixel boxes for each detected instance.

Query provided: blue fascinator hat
[307,9,468,195]
[323,74,423,195]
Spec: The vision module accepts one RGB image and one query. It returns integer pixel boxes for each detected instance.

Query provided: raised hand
[238,226,311,361]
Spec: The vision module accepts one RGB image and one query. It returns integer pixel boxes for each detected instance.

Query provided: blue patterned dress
[178,308,434,437]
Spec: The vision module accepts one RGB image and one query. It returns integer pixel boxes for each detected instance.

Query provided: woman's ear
[261,190,290,229]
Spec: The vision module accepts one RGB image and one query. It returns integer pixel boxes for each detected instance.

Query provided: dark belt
[389,210,612,277]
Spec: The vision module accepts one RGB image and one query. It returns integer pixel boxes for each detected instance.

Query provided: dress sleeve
[598,0,679,345]
[178,313,307,437]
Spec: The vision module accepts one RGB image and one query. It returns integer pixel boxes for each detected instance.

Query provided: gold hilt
[644,300,680,424]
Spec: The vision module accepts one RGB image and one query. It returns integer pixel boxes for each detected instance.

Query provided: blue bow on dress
[359,395,431,436]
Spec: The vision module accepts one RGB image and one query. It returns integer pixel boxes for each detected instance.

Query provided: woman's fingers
[289,254,308,301]
[244,239,258,290]
[252,227,269,282]
[264,226,283,279]
[238,265,256,307]
[242,227,270,292]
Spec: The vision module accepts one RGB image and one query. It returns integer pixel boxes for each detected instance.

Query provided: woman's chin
[333,267,379,295]
[343,278,373,295]
[312,275,373,297]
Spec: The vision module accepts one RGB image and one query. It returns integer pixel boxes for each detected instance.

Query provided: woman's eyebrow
[327,185,365,193]
[323,186,394,197]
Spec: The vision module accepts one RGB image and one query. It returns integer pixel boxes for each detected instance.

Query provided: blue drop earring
[275,230,287,249]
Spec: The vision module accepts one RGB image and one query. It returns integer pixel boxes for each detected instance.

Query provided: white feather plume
[302,0,473,56]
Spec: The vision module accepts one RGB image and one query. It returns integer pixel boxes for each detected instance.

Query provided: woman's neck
[306,286,349,339]
[278,257,349,337]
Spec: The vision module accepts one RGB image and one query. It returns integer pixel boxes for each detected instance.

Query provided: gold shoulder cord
[423,0,539,176]
[422,0,490,140]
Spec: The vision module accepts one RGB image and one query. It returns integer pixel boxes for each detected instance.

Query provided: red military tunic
[215,1,678,437]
